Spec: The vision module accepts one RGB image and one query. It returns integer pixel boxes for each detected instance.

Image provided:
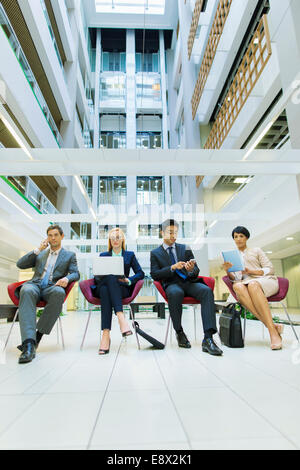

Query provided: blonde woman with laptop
[222,226,283,350]
[91,228,144,355]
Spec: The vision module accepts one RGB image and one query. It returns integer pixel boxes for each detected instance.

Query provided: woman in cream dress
[223,226,283,350]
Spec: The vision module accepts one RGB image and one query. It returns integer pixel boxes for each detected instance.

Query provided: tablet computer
[222,250,245,273]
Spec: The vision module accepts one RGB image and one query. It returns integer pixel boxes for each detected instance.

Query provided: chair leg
[193,306,197,341]
[164,314,171,347]
[58,316,65,350]
[280,301,299,342]
[80,308,93,350]
[3,308,19,352]
[129,305,141,350]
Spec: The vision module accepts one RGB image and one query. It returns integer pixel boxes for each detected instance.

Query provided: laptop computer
[92,256,124,276]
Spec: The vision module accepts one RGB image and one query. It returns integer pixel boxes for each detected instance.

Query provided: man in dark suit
[150,219,222,356]
[16,225,80,363]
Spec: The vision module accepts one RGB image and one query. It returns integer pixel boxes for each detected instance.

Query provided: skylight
[95,0,166,15]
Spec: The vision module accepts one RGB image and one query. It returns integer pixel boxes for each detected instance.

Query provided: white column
[93,29,101,149]
[270,1,300,148]
[91,176,98,254]
[56,177,73,238]
[60,6,78,147]
[126,30,136,149]
[159,30,169,149]
[177,0,201,149]
[126,176,137,252]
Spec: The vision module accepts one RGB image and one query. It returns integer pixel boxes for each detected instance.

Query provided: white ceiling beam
[0,148,299,176]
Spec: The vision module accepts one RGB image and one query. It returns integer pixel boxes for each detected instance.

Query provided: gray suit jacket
[16,248,80,289]
[150,243,203,290]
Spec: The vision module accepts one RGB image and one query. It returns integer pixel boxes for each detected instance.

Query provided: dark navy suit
[92,250,144,330]
[150,243,217,334]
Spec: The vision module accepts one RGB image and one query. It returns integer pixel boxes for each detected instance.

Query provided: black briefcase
[133,321,165,349]
[219,303,244,348]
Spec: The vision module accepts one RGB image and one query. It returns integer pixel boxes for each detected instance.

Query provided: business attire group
[13,224,282,363]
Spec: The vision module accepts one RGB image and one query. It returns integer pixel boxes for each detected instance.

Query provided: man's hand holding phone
[185,260,196,272]
[39,239,49,252]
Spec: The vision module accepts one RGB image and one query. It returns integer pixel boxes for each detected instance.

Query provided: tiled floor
[0,309,299,450]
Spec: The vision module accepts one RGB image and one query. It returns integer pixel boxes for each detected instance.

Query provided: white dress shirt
[34,247,62,282]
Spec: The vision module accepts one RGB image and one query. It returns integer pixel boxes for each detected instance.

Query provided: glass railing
[40,0,64,70]
[4,176,58,214]
[0,4,63,147]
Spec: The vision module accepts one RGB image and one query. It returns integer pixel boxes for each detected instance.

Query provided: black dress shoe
[176,330,191,349]
[202,338,223,356]
[17,339,41,352]
[18,342,36,364]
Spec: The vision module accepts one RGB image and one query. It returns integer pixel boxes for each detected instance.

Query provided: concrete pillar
[126,30,136,149]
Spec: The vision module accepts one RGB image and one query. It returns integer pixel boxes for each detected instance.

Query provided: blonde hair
[107,227,126,252]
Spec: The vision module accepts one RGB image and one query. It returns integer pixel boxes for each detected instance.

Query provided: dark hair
[47,224,64,236]
[232,226,250,239]
[161,219,179,232]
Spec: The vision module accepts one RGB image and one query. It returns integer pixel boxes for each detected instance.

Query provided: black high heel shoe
[98,339,111,355]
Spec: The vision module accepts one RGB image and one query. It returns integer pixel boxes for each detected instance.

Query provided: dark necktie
[167,247,187,280]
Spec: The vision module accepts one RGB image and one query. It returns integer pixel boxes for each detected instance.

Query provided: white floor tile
[0,392,104,449]
[170,387,280,441]
[0,312,299,450]
[90,442,191,450]
[0,394,40,437]
[89,389,188,447]
[191,437,297,450]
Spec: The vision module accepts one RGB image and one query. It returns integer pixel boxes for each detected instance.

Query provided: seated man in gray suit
[16,224,80,364]
[150,219,222,356]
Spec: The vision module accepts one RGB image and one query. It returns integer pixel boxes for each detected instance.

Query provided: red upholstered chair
[222,276,299,342]
[79,279,144,349]
[4,280,76,352]
[153,276,215,346]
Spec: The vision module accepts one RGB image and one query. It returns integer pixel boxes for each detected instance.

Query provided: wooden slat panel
[187,0,204,59]
[204,15,272,150]
[191,0,232,119]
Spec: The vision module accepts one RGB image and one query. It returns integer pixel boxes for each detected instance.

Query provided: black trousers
[93,275,131,330]
[165,281,217,335]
